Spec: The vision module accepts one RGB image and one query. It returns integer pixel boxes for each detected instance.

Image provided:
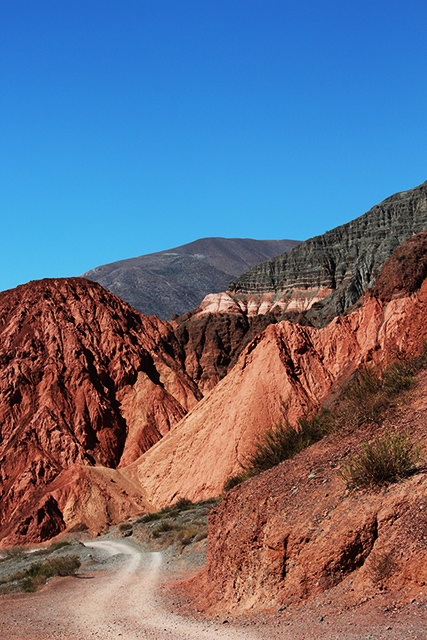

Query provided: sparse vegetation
[133,497,218,549]
[154,520,175,533]
[0,555,81,593]
[241,409,332,476]
[137,512,162,524]
[172,497,194,511]
[337,355,423,428]
[223,471,252,492]
[224,351,427,489]
[342,431,421,488]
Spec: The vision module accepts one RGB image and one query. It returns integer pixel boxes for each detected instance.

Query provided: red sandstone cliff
[192,375,427,612]
[0,278,200,544]
[182,232,427,612]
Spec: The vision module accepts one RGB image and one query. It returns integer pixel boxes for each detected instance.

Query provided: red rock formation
[370,230,427,301]
[181,233,427,612]
[0,278,200,544]
[3,233,427,548]
[171,307,282,393]
[191,372,427,612]
[130,260,427,508]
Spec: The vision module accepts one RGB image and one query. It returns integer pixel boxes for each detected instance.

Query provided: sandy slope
[0,539,255,640]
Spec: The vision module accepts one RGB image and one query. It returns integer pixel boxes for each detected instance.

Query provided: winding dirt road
[0,540,256,640]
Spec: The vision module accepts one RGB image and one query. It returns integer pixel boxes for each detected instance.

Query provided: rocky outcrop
[194,390,427,612]
[370,230,427,302]
[84,237,299,320]
[230,181,427,325]
[129,263,427,508]
[171,306,282,393]
[0,278,200,544]
[3,232,427,548]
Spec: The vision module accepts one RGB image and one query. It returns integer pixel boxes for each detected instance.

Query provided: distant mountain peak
[83,237,299,319]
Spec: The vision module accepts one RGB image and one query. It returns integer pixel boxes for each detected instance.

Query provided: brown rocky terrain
[170,307,282,393]
[0,278,200,545]
[168,197,427,396]
[84,237,299,320]
[128,236,427,507]
[4,232,427,547]
[189,370,427,615]
[2,224,427,560]
[171,231,427,615]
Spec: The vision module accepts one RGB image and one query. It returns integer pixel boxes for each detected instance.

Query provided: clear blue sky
[1,0,427,292]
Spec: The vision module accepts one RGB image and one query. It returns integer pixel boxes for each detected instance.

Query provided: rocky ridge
[126,232,427,508]
[228,181,427,325]
[3,205,427,551]
[183,232,427,613]
[193,382,427,613]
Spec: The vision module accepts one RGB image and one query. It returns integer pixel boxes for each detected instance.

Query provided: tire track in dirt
[65,539,256,640]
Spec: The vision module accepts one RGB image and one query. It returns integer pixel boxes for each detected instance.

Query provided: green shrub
[338,366,388,426]
[337,358,418,427]
[48,541,71,551]
[11,555,81,592]
[342,431,421,488]
[46,556,81,577]
[244,409,332,475]
[137,512,162,523]
[153,520,175,534]
[177,528,198,546]
[223,472,251,492]
[173,498,194,511]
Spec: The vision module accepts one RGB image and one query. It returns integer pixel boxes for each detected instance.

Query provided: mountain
[126,232,427,508]
[228,181,427,325]
[3,184,427,550]
[0,278,200,545]
[83,237,299,319]
[145,233,427,613]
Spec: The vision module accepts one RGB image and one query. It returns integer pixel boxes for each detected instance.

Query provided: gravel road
[0,539,256,640]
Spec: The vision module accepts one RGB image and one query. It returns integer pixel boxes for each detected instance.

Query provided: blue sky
[1,1,427,292]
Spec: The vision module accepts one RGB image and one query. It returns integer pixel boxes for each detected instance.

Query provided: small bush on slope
[337,354,424,428]
[243,409,332,476]
[223,352,427,490]
[342,431,421,488]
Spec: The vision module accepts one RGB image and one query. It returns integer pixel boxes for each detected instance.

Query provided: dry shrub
[243,409,332,475]
[337,356,420,428]
[6,555,81,593]
[342,431,421,488]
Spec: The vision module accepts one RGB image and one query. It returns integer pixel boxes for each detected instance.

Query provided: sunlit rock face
[230,181,427,325]
[128,234,427,510]
[0,277,200,544]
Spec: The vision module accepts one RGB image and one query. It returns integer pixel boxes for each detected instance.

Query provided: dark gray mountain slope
[230,181,427,324]
[83,237,299,319]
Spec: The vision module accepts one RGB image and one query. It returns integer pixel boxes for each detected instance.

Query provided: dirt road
[2,539,427,639]
[0,539,256,640]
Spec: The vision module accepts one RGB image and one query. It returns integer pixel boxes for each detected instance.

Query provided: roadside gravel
[0,539,256,640]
